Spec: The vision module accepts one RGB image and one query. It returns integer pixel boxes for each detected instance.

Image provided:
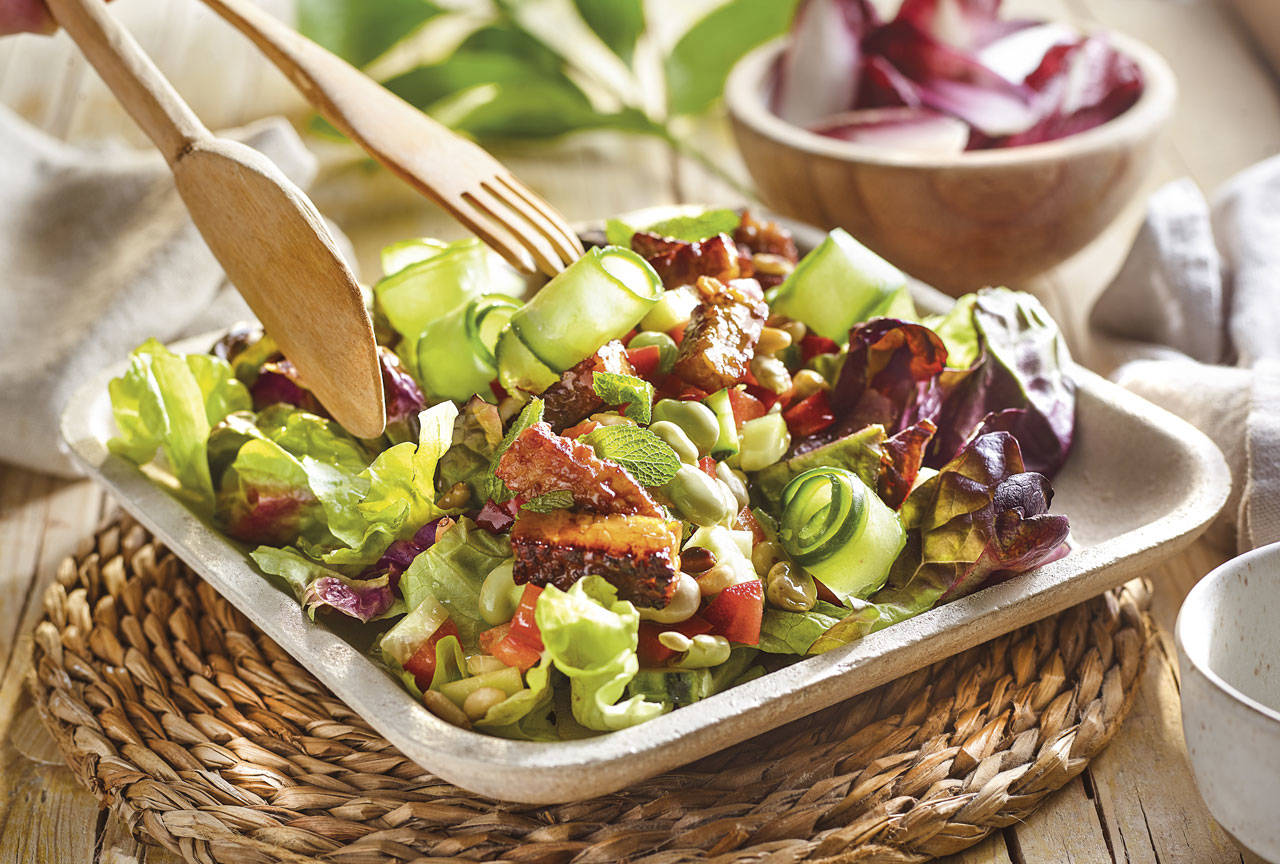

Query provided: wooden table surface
[1,1,1278,862]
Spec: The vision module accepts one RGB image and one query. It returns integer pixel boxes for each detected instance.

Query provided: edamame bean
[650,420,699,464]
[652,399,720,455]
[664,464,734,526]
[716,462,749,511]
[629,331,678,374]
[738,413,791,471]
[478,560,520,625]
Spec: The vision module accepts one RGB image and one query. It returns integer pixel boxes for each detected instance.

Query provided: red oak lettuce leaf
[810,431,1069,652]
[927,288,1075,477]
[773,0,879,126]
[878,418,937,509]
[823,318,948,443]
[250,358,325,414]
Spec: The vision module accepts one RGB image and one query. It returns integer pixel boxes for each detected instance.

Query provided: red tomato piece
[480,585,544,671]
[800,333,840,363]
[506,584,544,652]
[744,382,780,411]
[698,456,718,477]
[726,388,766,427]
[403,618,460,691]
[667,325,686,345]
[783,390,836,437]
[490,635,542,671]
[625,345,663,380]
[701,580,764,646]
[734,507,767,544]
[637,616,714,666]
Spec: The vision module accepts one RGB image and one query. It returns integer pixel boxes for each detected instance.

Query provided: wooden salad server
[45,0,387,438]
[198,0,585,277]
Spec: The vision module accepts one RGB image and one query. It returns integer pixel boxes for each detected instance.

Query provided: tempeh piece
[511,510,680,607]
[541,340,634,432]
[672,276,768,393]
[631,231,741,289]
[495,423,663,518]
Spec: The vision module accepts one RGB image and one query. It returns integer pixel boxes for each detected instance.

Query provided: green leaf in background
[296,0,444,69]
[458,25,577,87]
[664,0,800,116]
[572,0,645,65]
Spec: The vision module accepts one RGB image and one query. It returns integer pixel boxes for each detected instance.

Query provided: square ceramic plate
[60,210,1230,803]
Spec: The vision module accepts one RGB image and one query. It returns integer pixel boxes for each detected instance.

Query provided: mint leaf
[664,0,800,116]
[521,490,574,513]
[606,218,635,247]
[644,209,741,242]
[592,371,654,424]
[486,398,544,502]
[296,0,443,68]
[572,0,645,65]
[582,425,681,487]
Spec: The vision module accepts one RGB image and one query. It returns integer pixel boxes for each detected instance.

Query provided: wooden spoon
[45,0,386,438]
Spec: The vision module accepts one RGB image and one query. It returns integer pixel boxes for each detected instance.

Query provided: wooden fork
[200,0,585,277]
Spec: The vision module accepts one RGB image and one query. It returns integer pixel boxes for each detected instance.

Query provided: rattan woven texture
[29,513,1152,864]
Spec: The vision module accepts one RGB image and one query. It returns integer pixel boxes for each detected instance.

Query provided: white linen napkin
[1090,155,1280,552]
[0,105,347,477]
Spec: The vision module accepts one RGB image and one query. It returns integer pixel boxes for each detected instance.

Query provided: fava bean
[751,540,784,576]
[652,399,720,455]
[664,464,734,527]
[637,572,701,623]
[650,420,699,464]
[716,462,749,511]
[738,413,791,471]
[463,686,508,721]
[478,561,520,625]
[629,331,678,374]
[750,354,792,394]
[673,634,732,669]
[765,561,817,612]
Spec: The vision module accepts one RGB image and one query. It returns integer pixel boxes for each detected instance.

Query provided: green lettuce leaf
[437,396,505,508]
[398,518,511,647]
[474,654,556,739]
[108,338,251,505]
[757,601,847,654]
[534,575,665,732]
[249,545,404,622]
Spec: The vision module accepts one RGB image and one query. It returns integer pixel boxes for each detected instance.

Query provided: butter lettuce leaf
[534,575,665,732]
[398,518,511,647]
[108,338,251,505]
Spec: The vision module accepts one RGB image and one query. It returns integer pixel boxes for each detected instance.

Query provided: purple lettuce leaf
[878,418,937,509]
[810,431,1069,652]
[825,318,948,442]
[304,573,398,623]
[380,346,427,443]
[926,288,1075,477]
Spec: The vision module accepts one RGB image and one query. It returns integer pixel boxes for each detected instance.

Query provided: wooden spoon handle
[44,0,210,164]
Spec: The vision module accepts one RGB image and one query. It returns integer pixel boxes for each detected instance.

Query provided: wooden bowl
[725,34,1177,295]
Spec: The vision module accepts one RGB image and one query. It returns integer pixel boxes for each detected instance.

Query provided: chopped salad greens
[107,209,1073,739]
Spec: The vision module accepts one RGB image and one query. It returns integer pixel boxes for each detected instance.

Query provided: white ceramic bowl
[1176,541,1280,862]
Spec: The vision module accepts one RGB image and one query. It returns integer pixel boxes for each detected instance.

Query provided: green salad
[107,208,1073,739]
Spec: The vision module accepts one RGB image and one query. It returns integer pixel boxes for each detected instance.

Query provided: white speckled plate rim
[60,210,1231,803]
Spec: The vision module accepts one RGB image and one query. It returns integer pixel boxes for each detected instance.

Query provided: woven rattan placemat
[29,513,1152,864]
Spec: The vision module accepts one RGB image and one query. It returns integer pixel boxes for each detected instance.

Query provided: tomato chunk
[800,333,840,363]
[480,585,544,671]
[783,390,836,437]
[403,618,460,691]
[726,388,766,427]
[637,616,714,666]
[701,580,764,646]
[625,345,663,380]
